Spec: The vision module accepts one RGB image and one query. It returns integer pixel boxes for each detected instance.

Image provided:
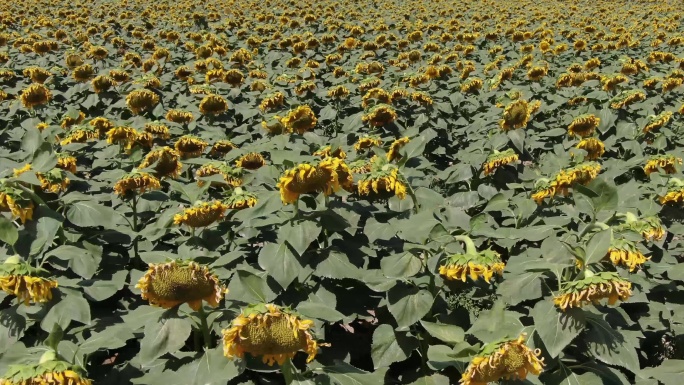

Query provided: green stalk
[197,305,212,349]
[131,193,139,261]
[453,235,478,256]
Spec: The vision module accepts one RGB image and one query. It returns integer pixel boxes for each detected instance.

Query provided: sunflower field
[1,0,684,383]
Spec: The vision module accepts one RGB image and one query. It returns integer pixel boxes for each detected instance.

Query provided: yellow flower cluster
[460,334,544,385]
[554,272,632,311]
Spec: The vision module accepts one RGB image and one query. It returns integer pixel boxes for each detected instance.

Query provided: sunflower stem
[131,194,140,262]
[293,198,300,220]
[198,305,213,349]
[453,235,478,256]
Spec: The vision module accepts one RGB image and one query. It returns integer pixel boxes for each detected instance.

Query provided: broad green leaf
[420,321,465,345]
[371,324,418,369]
[279,221,321,256]
[640,360,684,383]
[139,317,192,363]
[296,301,345,322]
[321,360,388,385]
[531,300,585,358]
[583,229,612,266]
[380,251,422,279]
[0,216,18,246]
[387,286,433,330]
[66,201,118,228]
[41,294,91,332]
[585,313,640,371]
[258,242,302,290]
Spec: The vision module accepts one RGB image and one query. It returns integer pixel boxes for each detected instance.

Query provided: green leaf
[66,201,118,228]
[321,360,388,385]
[314,250,361,280]
[282,358,314,385]
[31,150,57,173]
[279,221,321,256]
[531,300,585,358]
[508,129,525,153]
[408,374,450,385]
[585,313,640,372]
[139,317,192,364]
[420,321,465,345]
[371,324,419,369]
[584,229,612,266]
[29,215,62,256]
[47,244,102,279]
[387,286,433,331]
[0,216,18,246]
[380,251,422,279]
[180,347,244,385]
[79,325,132,355]
[258,242,302,290]
[296,301,345,322]
[41,294,91,332]
[227,270,276,304]
[640,360,684,383]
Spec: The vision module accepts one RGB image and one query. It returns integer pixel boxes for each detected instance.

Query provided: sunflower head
[439,248,505,283]
[386,137,410,162]
[568,114,600,137]
[113,171,161,198]
[0,258,57,305]
[138,146,182,179]
[554,271,632,311]
[313,146,346,160]
[0,183,34,223]
[356,159,407,201]
[643,154,682,175]
[610,89,646,109]
[196,161,244,187]
[56,153,77,173]
[575,138,605,160]
[262,115,288,135]
[1,359,91,385]
[166,109,194,124]
[199,94,229,115]
[221,304,322,366]
[362,104,397,127]
[659,178,684,205]
[210,140,237,158]
[235,152,266,170]
[281,105,317,134]
[499,99,530,130]
[175,135,208,158]
[223,188,258,210]
[354,136,382,153]
[126,89,159,115]
[143,122,170,139]
[20,83,52,108]
[259,92,285,112]
[72,64,94,82]
[605,237,649,271]
[136,260,227,310]
[460,333,544,385]
[173,200,228,228]
[643,111,673,134]
[483,149,519,175]
[277,158,346,204]
[37,168,70,193]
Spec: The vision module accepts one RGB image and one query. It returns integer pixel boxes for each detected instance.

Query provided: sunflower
[411,91,433,106]
[601,74,628,91]
[19,83,51,108]
[88,46,108,60]
[259,92,285,112]
[531,178,557,205]
[175,135,208,158]
[126,89,159,115]
[662,77,682,93]
[527,65,548,81]
[262,115,287,135]
[223,69,245,87]
[106,126,138,148]
[439,245,505,283]
[362,88,392,109]
[281,105,317,134]
[223,188,258,210]
[0,258,57,305]
[554,272,631,311]
[196,162,243,187]
[210,140,237,157]
[37,168,69,193]
[354,136,382,152]
[483,149,518,175]
[91,75,115,93]
[386,137,410,162]
[615,214,666,242]
[110,69,130,84]
[174,201,228,228]
[60,126,99,145]
[72,64,94,82]
[136,260,226,310]
[113,171,161,197]
[460,334,544,385]
[65,53,84,69]
[605,237,649,271]
[357,160,407,200]
[222,304,322,366]
[138,147,182,178]
[56,154,77,173]
[144,122,170,139]
[643,154,682,175]
[60,111,85,129]
[199,94,228,116]
[313,146,346,160]
[499,99,530,130]
[362,104,397,127]
[568,114,600,137]
[277,158,345,204]
[460,78,483,93]
[1,359,92,385]
[235,153,266,170]
[165,109,194,125]
[23,66,51,83]
[659,178,684,205]
[0,183,34,223]
[327,85,350,99]
[610,90,646,109]
[553,162,601,196]
[643,111,673,134]
[575,138,605,160]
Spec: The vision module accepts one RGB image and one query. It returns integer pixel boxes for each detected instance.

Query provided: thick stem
[453,235,478,256]
[131,194,139,261]
[198,305,212,349]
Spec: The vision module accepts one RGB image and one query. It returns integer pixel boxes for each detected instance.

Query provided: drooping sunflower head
[106,126,138,148]
[259,92,285,112]
[600,73,628,91]
[386,137,410,162]
[313,146,346,160]
[166,109,194,124]
[60,111,86,129]
[439,248,505,283]
[235,152,266,170]
[199,94,229,115]
[615,214,666,242]
[610,89,646,109]
[327,85,350,99]
[362,103,397,127]
[460,77,483,93]
[575,138,605,160]
[0,183,34,223]
[175,135,208,158]
[483,149,519,175]
[643,154,682,176]
[126,89,160,115]
[223,188,258,210]
[554,272,632,311]
[138,146,183,179]
[262,115,288,135]
[354,136,382,153]
[281,105,317,134]
[356,159,407,201]
[196,161,243,187]
[643,111,673,135]
[91,75,115,93]
[143,122,170,139]
[659,178,684,205]
[361,88,392,109]
[0,258,57,305]
[56,153,77,174]
[1,359,91,385]
[173,200,228,228]
[20,83,52,108]
[136,260,227,311]
[221,304,322,366]
[499,99,530,130]
[59,125,100,146]
[277,158,345,204]
[606,237,649,272]
[72,64,94,82]
[37,168,70,193]
[567,114,600,138]
[460,333,544,385]
[553,162,601,195]
[113,171,161,198]
[210,140,237,158]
